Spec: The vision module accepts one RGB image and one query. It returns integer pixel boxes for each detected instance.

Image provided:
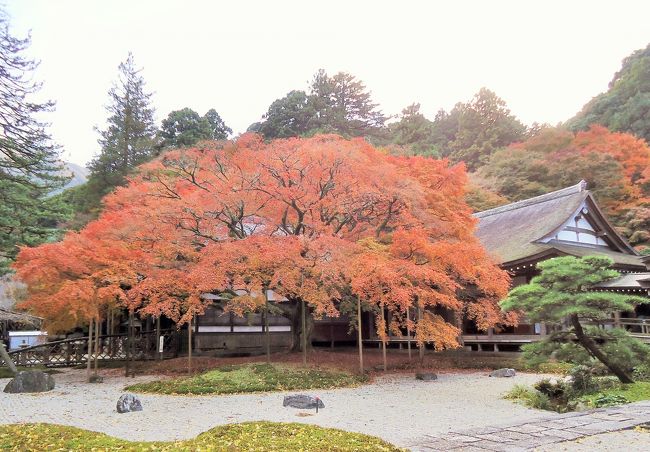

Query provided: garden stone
[116,393,143,413]
[3,370,55,393]
[283,394,324,409]
[416,372,438,381]
[89,374,104,383]
[489,368,516,378]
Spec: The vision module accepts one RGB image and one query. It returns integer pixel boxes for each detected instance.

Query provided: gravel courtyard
[0,368,555,448]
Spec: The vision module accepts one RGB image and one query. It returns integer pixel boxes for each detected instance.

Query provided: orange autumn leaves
[14,134,512,347]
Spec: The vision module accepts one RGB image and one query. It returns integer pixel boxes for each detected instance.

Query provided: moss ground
[125,363,367,395]
[0,422,402,451]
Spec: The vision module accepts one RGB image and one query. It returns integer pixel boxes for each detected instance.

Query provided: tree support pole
[382,304,387,372]
[301,299,307,366]
[188,316,193,375]
[357,296,364,375]
[156,316,162,360]
[406,308,412,361]
[265,291,271,364]
[86,318,94,382]
[417,304,424,367]
[94,317,100,373]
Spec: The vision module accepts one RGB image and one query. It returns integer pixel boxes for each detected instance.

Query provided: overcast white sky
[5,0,650,166]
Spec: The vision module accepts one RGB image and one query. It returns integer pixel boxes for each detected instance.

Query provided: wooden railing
[3,330,179,367]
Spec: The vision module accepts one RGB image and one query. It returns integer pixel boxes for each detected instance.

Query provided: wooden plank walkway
[409,401,650,451]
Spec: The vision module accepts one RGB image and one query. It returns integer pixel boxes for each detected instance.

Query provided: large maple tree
[15,134,511,364]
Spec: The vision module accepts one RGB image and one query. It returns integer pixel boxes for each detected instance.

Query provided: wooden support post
[264,290,271,364]
[86,318,94,382]
[301,299,307,366]
[406,308,412,361]
[94,317,100,373]
[188,316,193,375]
[156,316,162,360]
[0,342,17,375]
[357,296,363,375]
[125,312,132,378]
[382,304,387,372]
[417,304,424,366]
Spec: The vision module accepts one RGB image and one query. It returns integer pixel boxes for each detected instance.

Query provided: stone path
[410,401,650,451]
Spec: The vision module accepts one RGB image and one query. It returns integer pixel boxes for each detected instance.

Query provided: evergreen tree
[159,107,231,149]
[501,255,649,383]
[389,103,438,157]
[0,11,68,273]
[88,53,156,196]
[567,43,650,143]
[250,70,387,140]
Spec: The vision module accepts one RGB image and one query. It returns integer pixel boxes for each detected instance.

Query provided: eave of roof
[473,180,645,270]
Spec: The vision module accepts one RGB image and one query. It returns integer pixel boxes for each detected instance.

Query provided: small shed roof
[0,307,42,327]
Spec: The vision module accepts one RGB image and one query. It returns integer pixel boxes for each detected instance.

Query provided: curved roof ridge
[475,180,587,218]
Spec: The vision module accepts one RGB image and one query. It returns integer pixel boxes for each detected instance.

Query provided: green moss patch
[126,363,367,395]
[0,422,401,451]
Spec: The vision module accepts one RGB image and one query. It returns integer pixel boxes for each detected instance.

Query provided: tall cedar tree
[250,70,386,140]
[0,11,68,273]
[501,255,648,383]
[87,53,156,200]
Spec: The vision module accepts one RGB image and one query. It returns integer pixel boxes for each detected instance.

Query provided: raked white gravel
[0,368,556,447]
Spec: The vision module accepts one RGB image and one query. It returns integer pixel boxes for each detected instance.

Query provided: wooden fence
[4,330,179,367]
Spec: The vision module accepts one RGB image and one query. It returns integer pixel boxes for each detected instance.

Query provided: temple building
[466,180,650,350]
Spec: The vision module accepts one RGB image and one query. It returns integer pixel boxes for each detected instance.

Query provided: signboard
[158,336,164,353]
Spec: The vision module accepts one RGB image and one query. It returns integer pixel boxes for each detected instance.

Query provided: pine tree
[0,11,68,273]
[88,53,156,196]
[501,255,649,383]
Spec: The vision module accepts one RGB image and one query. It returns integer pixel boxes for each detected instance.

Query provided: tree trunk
[188,317,193,375]
[125,311,133,378]
[570,314,634,384]
[0,342,17,375]
[94,317,100,373]
[357,296,364,375]
[264,290,271,363]
[86,318,94,382]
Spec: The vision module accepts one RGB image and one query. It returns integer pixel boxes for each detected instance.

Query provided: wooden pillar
[264,291,271,364]
[301,300,307,366]
[188,316,193,374]
[406,308,412,361]
[156,316,162,360]
[357,296,363,375]
[86,319,94,381]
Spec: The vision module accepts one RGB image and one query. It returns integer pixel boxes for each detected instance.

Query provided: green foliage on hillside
[568,43,650,143]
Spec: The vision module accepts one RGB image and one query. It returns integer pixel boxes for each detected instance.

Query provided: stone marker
[283,394,325,409]
[116,393,143,413]
[416,372,438,381]
[489,368,516,378]
[3,370,55,393]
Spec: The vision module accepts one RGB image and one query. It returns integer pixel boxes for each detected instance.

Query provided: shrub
[594,394,628,407]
